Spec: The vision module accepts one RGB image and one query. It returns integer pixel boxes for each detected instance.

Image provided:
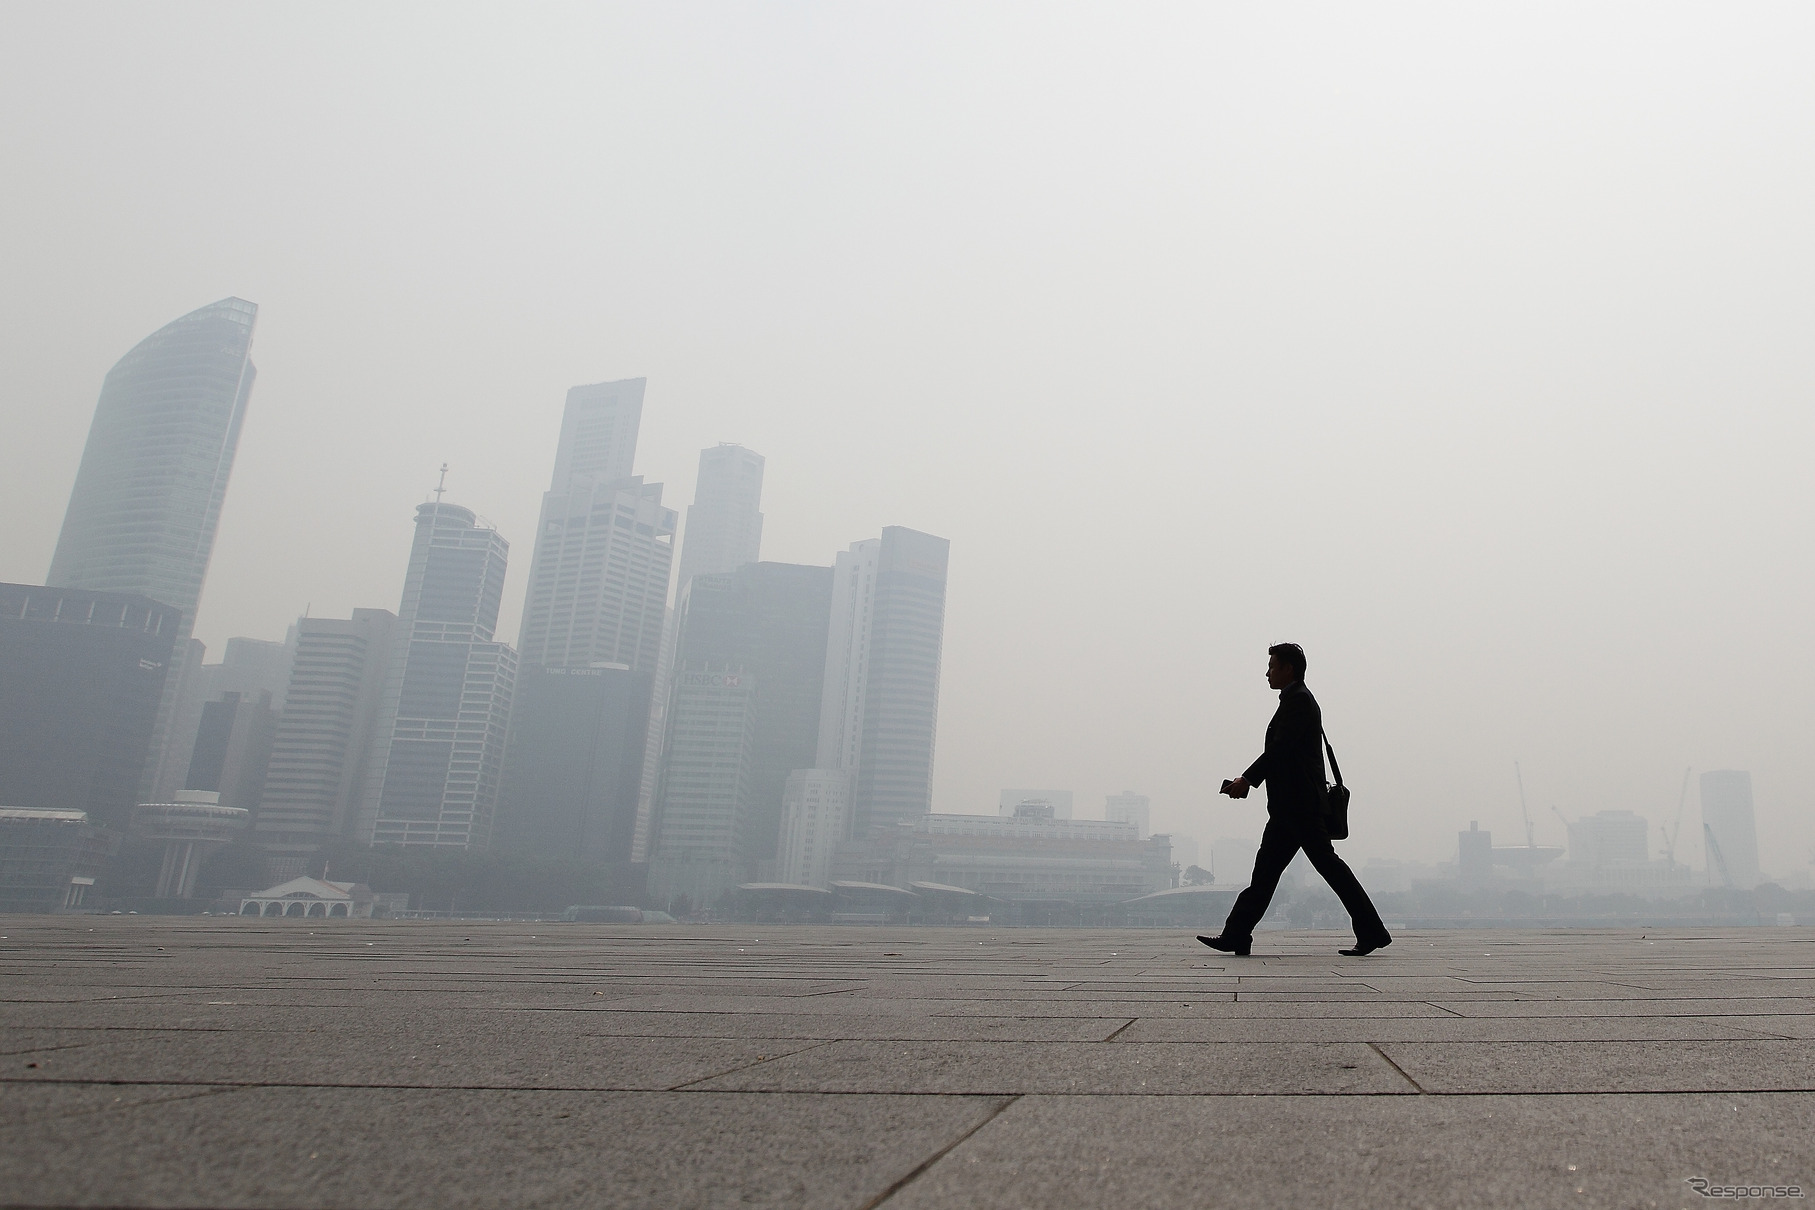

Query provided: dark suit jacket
[1242,681,1326,819]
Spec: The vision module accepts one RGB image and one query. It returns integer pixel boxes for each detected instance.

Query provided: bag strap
[1322,731,1343,788]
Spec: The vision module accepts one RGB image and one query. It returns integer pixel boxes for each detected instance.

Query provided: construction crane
[1660,766,1691,866]
[1704,822,1734,888]
[1514,761,1537,847]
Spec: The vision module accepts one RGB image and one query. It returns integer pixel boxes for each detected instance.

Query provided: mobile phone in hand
[1220,779,1234,794]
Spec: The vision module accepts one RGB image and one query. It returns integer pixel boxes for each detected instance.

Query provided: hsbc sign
[682,672,744,689]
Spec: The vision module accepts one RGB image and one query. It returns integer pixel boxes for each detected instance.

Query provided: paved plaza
[2,918,1812,1208]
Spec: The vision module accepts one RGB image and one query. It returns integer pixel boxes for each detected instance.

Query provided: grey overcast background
[3,4,1812,874]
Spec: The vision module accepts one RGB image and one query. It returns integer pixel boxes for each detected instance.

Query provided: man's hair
[1268,642,1307,679]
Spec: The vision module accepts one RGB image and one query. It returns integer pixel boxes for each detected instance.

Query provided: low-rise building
[832,811,1173,911]
[238,875,374,918]
[0,807,119,912]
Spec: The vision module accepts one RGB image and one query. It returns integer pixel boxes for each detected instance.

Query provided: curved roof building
[47,297,258,633]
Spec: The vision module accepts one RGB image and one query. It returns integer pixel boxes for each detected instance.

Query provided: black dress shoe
[1197,934,1251,957]
[1340,936,1392,956]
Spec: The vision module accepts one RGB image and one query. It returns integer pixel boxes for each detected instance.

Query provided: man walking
[1200,643,1391,957]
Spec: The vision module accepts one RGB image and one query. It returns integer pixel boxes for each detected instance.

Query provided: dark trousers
[1222,813,1389,942]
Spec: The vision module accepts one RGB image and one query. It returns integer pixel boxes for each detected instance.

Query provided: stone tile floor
[1,918,1811,1208]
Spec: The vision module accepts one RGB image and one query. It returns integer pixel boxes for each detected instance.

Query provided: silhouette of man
[1200,643,1391,957]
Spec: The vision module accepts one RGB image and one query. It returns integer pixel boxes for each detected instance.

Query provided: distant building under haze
[45,298,259,791]
[675,444,765,593]
[1105,792,1150,838]
[647,562,833,907]
[150,636,292,801]
[182,690,278,814]
[514,379,676,860]
[1700,770,1762,889]
[0,584,182,829]
[816,527,950,838]
[357,503,515,849]
[1000,789,1074,821]
[497,663,651,866]
[255,610,397,878]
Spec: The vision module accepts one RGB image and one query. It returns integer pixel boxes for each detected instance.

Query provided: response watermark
[1686,1179,1805,1199]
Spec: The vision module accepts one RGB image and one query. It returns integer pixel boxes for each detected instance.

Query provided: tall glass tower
[48,298,258,627]
[674,443,765,594]
[514,378,677,859]
[356,503,516,850]
[817,527,950,837]
[47,297,259,794]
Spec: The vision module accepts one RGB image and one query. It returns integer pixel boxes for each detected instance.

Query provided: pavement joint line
[798,985,873,997]
[665,1039,839,1091]
[858,1095,1021,1210]
[0,1040,129,1058]
[1366,1042,1427,1093]
[1099,1019,1138,1042]
[1,1082,245,1127]
[1717,1022,1800,1040]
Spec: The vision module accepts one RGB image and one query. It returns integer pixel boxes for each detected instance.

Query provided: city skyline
[5,8,1814,877]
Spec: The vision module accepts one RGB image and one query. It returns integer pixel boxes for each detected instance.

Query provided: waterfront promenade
[3,918,1812,1208]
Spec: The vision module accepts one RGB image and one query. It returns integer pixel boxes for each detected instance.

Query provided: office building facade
[645,664,757,909]
[816,527,950,837]
[515,379,677,857]
[1105,792,1151,838]
[778,768,850,887]
[516,379,674,673]
[358,504,516,849]
[255,610,397,874]
[675,443,765,592]
[183,689,279,813]
[1701,770,1762,889]
[497,664,651,866]
[46,298,260,788]
[0,808,120,913]
[656,563,834,875]
[0,584,182,828]
[152,636,293,800]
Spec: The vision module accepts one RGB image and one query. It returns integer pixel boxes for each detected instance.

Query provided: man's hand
[1222,777,1250,799]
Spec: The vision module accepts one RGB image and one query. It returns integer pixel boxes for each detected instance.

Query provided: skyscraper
[816,527,950,837]
[357,503,516,849]
[1105,792,1151,838]
[47,298,259,789]
[0,584,182,828]
[182,689,279,814]
[645,664,757,909]
[675,444,765,593]
[150,636,293,801]
[777,769,849,887]
[497,664,651,866]
[255,609,397,875]
[515,378,677,858]
[1700,770,1762,889]
[516,379,674,672]
[647,562,834,904]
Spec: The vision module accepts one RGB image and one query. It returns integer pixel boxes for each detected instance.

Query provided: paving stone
[886,1092,1815,1210]
[1116,1014,1776,1043]
[0,1085,1007,1210]
[2,918,1812,1208]
[1428,996,1815,1018]
[690,1039,1412,1095]
[0,1080,235,1127]
[5,1029,821,1091]
[1379,1039,1815,1093]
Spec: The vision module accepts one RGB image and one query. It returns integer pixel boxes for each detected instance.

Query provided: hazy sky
[5,4,1813,874]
